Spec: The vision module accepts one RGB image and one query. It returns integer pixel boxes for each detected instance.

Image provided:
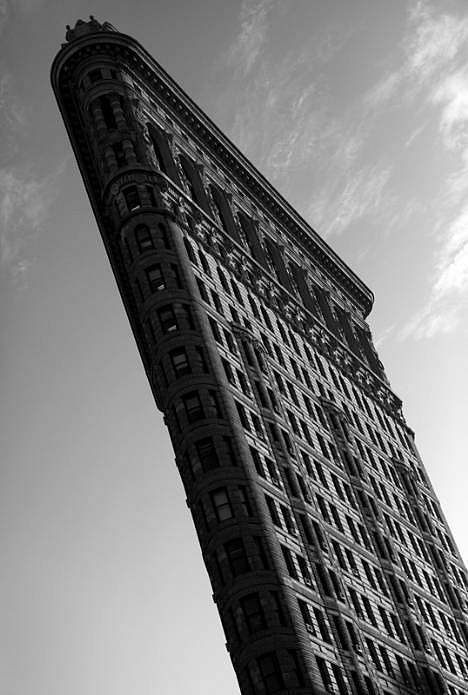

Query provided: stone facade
[52,18,468,694]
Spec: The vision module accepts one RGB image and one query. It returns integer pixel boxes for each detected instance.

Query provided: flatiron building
[52,18,468,695]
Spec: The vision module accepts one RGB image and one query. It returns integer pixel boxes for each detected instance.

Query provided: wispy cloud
[406,0,468,85]
[223,0,276,77]
[0,2,64,288]
[214,0,468,341]
[0,163,65,287]
[396,2,468,339]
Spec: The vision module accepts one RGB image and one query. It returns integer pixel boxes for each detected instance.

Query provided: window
[206,390,221,419]
[183,391,204,423]
[112,142,126,167]
[184,237,197,263]
[224,537,250,577]
[238,486,252,516]
[281,505,295,534]
[170,347,191,377]
[271,591,287,626]
[240,593,266,632]
[146,264,165,292]
[281,545,297,579]
[167,264,182,288]
[158,305,177,333]
[196,437,218,471]
[257,652,284,693]
[210,488,233,521]
[266,495,281,527]
[209,317,222,343]
[193,346,208,373]
[236,402,250,431]
[298,599,314,631]
[250,446,265,477]
[124,185,140,211]
[135,224,153,252]
[145,185,157,207]
[99,95,116,129]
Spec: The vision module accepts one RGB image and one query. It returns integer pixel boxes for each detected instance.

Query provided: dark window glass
[206,390,221,419]
[112,142,126,167]
[124,185,140,211]
[193,346,208,373]
[146,264,165,292]
[224,537,250,577]
[135,225,153,252]
[257,652,284,693]
[238,486,252,516]
[99,95,117,129]
[145,185,157,207]
[240,593,266,632]
[183,391,204,423]
[169,347,191,377]
[167,264,182,288]
[210,487,233,521]
[271,591,287,626]
[184,237,197,263]
[157,305,177,333]
[196,437,219,471]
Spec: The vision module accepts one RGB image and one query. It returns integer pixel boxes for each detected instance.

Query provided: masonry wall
[52,24,468,695]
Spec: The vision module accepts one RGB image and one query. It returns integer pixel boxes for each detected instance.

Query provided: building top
[65,17,117,43]
[52,19,375,317]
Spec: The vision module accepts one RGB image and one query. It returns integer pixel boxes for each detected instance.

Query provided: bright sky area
[2,1,467,694]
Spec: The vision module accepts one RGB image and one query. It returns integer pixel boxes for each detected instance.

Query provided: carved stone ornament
[193,220,207,243]
[210,227,223,251]
[226,251,244,275]
[283,301,296,322]
[174,196,192,222]
[65,16,115,42]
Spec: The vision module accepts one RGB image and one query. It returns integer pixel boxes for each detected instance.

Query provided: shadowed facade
[51,18,468,695]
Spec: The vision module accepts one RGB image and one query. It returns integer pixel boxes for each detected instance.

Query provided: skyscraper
[51,17,468,694]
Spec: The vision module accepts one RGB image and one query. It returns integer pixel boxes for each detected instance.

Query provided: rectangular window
[206,390,221,419]
[135,224,153,252]
[240,593,266,632]
[266,495,281,527]
[257,652,284,693]
[168,263,182,288]
[281,545,298,579]
[270,591,287,626]
[224,537,250,577]
[183,391,204,423]
[238,486,252,516]
[124,185,140,211]
[193,346,208,373]
[196,437,219,471]
[169,347,191,377]
[158,305,177,333]
[210,487,233,522]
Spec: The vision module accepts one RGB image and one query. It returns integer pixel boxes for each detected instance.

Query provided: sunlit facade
[52,18,468,695]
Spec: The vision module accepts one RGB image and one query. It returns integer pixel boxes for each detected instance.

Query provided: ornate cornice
[117,169,403,421]
[51,27,374,317]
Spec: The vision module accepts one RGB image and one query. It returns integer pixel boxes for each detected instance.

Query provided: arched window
[135,225,153,253]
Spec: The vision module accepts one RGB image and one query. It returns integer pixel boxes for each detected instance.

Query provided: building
[51,18,468,695]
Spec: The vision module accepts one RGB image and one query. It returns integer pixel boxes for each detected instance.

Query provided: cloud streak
[0,163,65,287]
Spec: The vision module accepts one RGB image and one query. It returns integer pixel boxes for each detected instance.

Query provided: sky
[2,1,468,694]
